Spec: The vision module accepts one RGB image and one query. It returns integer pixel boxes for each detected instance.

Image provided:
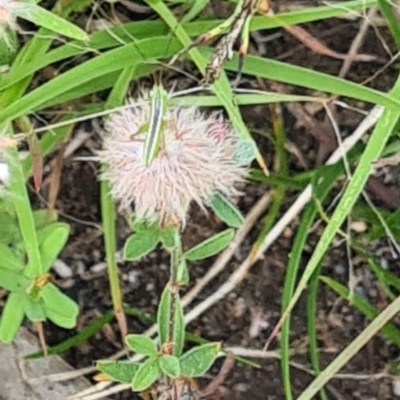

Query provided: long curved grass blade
[0,39,180,124]
[321,276,400,348]
[24,310,114,359]
[222,52,400,110]
[280,161,345,399]
[297,293,400,400]
[269,74,400,346]
[377,0,400,49]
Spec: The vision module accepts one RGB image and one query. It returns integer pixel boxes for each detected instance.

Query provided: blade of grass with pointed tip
[321,276,400,347]
[273,74,400,349]
[24,309,114,359]
[297,293,400,400]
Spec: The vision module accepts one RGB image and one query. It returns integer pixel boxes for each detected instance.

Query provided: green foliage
[157,285,185,357]
[123,229,160,261]
[132,356,162,391]
[97,360,141,384]
[13,3,88,41]
[179,343,221,377]
[125,334,158,356]
[184,229,234,261]
[159,354,180,378]
[0,207,78,342]
[209,192,244,228]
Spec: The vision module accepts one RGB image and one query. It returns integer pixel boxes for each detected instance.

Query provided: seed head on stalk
[99,89,249,228]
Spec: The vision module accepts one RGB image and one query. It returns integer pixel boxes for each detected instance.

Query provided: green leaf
[234,139,257,165]
[0,212,19,246]
[41,283,78,328]
[36,223,70,272]
[209,192,244,228]
[0,242,24,271]
[130,216,157,232]
[157,286,185,356]
[179,343,221,377]
[97,361,141,384]
[0,268,27,291]
[125,334,158,356]
[0,292,26,343]
[24,299,46,322]
[123,230,160,261]
[184,229,234,261]
[14,3,89,41]
[177,258,189,285]
[159,354,180,378]
[132,356,162,392]
[159,226,177,251]
[32,209,58,229]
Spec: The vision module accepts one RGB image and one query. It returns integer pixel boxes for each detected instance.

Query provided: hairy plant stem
[167,227,183,353]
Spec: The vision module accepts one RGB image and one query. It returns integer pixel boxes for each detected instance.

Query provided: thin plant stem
[167,228,183,350]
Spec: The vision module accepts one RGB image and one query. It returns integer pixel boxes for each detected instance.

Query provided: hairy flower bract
[99,90,248,227]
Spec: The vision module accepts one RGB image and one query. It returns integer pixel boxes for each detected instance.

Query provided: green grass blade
[377,0,400,49]
[298,293,400,400]
[321,276,400,347]
[100,66,137,338]
[280,161,344,399]
[221,52,400,110]
[0,38,181,123]
[24,310,114,359]
[275,75,400,340]
[307,266,328,400]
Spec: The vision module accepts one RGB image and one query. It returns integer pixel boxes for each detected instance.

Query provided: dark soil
[29,1,400,399]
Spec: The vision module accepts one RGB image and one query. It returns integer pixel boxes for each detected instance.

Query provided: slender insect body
[142,83,169,166]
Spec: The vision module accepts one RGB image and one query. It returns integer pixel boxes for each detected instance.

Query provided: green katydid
[136,72,204,167]
[102,11,202,168]
[141,75,169,167]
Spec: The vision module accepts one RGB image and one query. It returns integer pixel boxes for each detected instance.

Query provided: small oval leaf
[159,226,176,251]
[37,223,70,272]
[177,258,189,285]
[24,299,46,322]
[41,283,78,329]
[123,230,159,261]
[184,229,234,261]
[234,139,256,164]
[159,354,180,378]
[210,192,244,228]
[179,343,221,377]
[125,334,157,356]
[0,292,26,343]
[157,286,170,347]
[97,361,141,384]
[157,286,185,356]
[132,356,162,392]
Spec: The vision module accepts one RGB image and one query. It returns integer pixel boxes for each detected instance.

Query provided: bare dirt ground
[26,1,400,399]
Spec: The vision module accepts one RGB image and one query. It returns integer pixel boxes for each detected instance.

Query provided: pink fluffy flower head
[99,90,248,227]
